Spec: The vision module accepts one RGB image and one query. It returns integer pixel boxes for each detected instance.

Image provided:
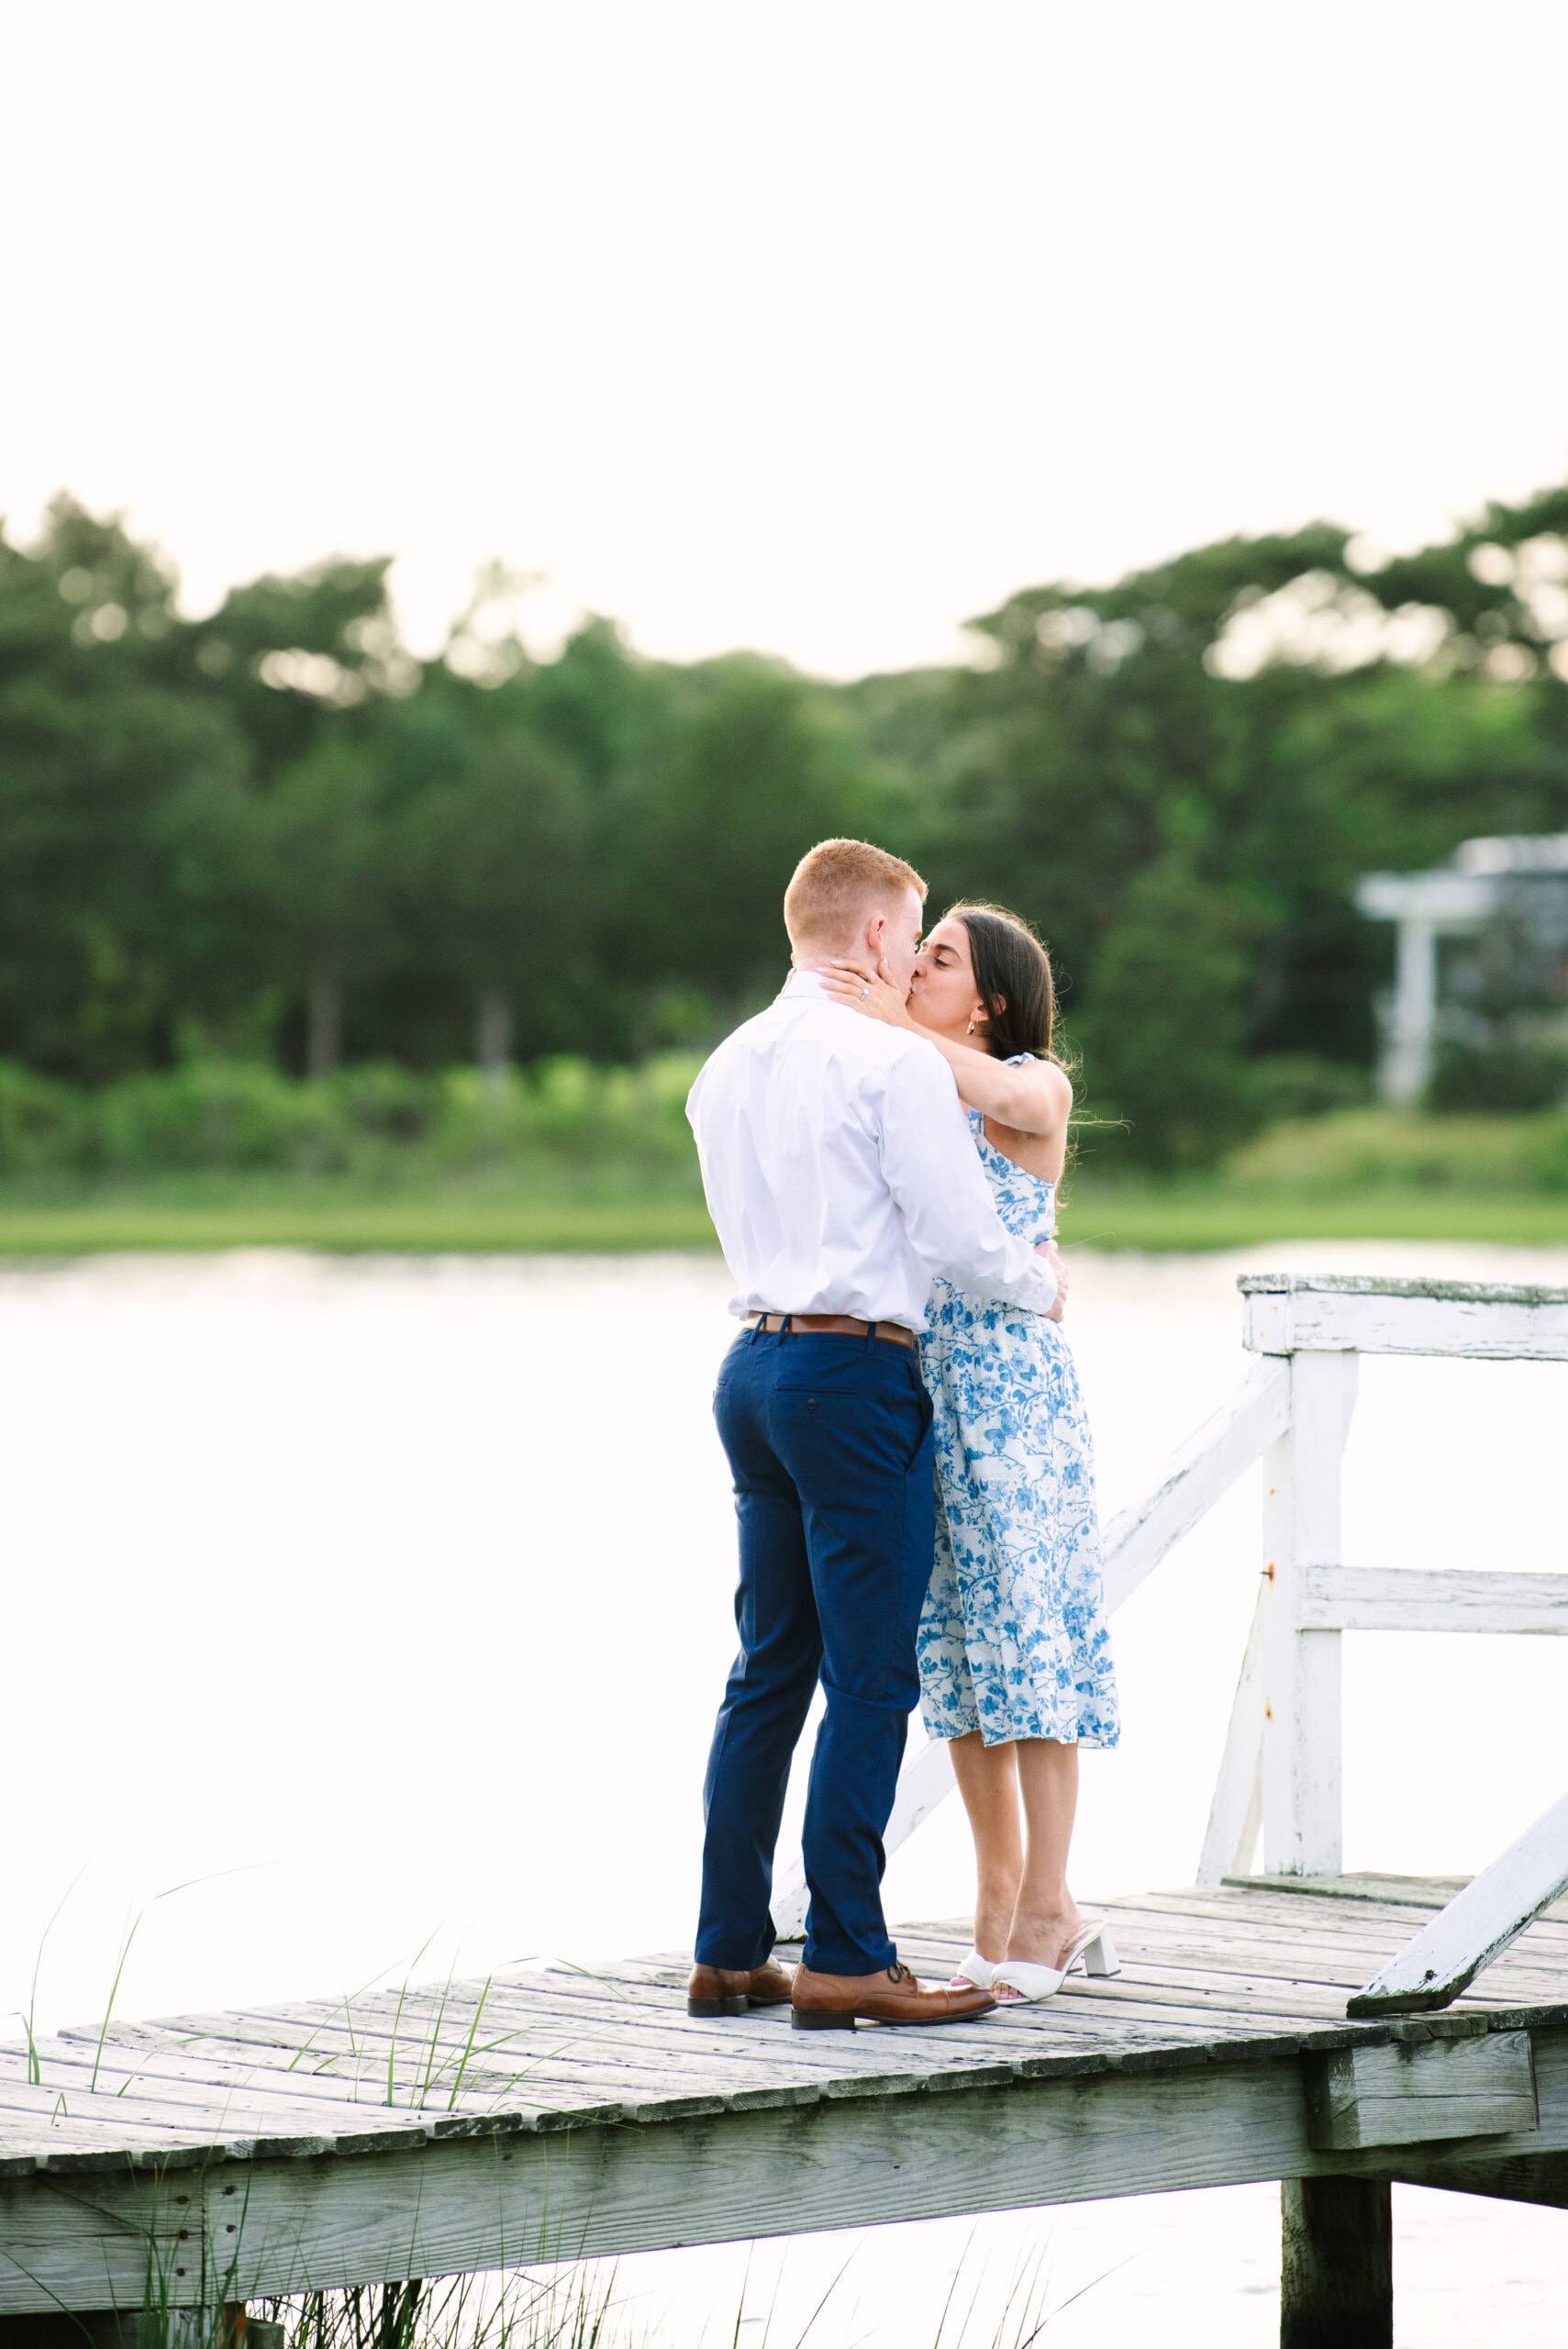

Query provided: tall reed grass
[245,2229,1101,2349]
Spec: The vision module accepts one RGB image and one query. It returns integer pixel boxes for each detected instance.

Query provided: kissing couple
[684,838,1120,2031]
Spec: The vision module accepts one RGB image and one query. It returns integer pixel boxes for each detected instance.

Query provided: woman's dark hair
[945,902,1062,1064]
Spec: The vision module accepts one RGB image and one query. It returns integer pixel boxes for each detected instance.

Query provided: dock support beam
[1280,2177,1391,2349]
[1262,1350,1357,1877]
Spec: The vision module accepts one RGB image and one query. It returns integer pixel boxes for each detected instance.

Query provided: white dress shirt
[686,973,1059,1330]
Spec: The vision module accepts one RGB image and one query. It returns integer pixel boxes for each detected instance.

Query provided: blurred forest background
[3,483,1567,1243]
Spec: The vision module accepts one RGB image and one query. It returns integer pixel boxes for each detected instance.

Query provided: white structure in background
[1356,834,1568,1104]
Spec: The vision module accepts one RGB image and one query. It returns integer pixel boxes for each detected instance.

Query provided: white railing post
[1261,1346,1359,1876]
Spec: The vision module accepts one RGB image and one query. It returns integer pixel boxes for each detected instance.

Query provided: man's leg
[773,1337,935,1976]
[695,1331,823,1970]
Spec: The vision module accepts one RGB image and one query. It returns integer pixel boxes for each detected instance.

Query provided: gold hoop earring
[966,1018,976,1035]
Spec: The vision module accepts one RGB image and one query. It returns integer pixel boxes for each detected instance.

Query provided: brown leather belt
[748,1311,917,1351]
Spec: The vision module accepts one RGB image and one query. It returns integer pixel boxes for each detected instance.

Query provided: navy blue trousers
[695,1321,936,1977]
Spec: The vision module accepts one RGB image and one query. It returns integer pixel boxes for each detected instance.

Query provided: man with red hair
[685,839,1063,2030]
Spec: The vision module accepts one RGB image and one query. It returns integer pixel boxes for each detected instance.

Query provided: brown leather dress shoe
[686,1958,795,2018]
[791,1959,996,2030]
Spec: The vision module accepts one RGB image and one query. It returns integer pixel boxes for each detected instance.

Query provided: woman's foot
[972,1888,1019,1972]
[1007,1899,1084,1968]
[993,1900,1084,1998]
[993,1918,1121,2002]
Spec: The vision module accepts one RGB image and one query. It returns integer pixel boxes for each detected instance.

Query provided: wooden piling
[1280,2176,1392,2349]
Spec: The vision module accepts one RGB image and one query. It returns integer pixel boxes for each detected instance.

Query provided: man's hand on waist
[1036,1238,1067,1323]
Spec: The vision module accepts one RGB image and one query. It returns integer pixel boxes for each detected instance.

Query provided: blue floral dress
[916,1074,1120,1748]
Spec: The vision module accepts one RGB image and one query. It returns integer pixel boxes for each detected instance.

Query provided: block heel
[687,1993,751,2017]
[791,2007,857,2030]
[1078,1926,1120,1978]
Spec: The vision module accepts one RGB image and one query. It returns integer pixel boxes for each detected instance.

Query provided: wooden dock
[5,1270,1568,2345]
[4,1878,1568,2320]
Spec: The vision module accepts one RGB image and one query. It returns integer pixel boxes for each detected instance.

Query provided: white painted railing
[1209,1273,1568,1891]
[1349,1787,1568,2015]
[770,1273,1568,2009]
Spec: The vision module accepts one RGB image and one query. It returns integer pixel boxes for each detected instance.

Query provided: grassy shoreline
[0,1176,1561,1256]
[0,1071,1560,1256]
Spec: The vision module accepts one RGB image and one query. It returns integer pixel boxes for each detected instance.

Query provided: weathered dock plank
[3,1879,1566,2315]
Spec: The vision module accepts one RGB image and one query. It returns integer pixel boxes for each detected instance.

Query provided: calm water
[3,1240,1567,2343]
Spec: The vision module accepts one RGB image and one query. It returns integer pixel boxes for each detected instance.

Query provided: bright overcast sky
[4,0,1566,676]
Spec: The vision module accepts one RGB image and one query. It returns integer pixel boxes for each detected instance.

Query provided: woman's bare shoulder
[1006,1054,1073,1125]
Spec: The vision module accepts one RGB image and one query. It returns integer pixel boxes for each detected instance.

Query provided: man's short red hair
[784,838,927,950]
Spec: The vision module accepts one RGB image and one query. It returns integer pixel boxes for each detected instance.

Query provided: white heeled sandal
[992,1920,1121,2004]
[950,1946,1001,1990]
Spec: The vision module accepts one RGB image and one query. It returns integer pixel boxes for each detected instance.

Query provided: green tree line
[4,485,1566,1165]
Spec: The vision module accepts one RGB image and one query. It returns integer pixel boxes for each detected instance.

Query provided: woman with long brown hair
[816,903,1120,2002]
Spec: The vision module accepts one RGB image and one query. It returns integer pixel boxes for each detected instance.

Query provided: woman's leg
[947,1731,1023,1960]
[1004,1738,1083,1968]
